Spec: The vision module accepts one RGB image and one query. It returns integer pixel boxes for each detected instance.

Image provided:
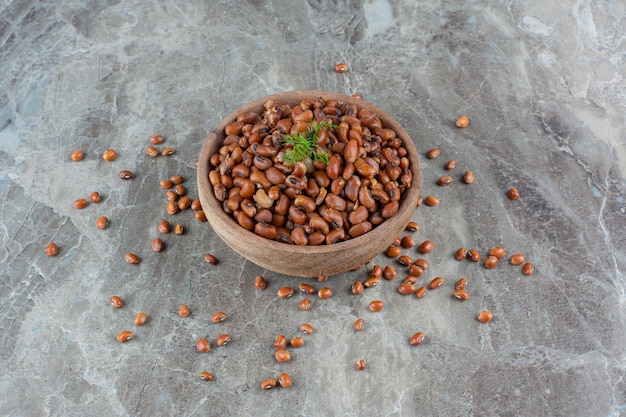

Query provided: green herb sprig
[281,121,337,166]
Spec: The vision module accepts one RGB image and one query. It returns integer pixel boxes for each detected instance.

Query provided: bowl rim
[197,90,421,256]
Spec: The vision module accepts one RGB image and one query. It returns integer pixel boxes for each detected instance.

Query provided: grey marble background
[1,1,625,416]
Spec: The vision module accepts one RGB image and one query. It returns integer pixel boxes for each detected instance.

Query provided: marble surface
[1,0,625,416]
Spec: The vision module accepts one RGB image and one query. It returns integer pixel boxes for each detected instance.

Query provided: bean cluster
[206,98,413,245]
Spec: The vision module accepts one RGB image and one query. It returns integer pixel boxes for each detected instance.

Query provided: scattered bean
[277,287,295,299]
[386,245,402,258]
[455,277,468,290]
[170,175,184,185]
[351,281,365,294]
[158,220,171,233]
[116,330,134,343]
[398,255,413,266]
[90,192,101,203]
[371,264,383,279]
[74,198,87,209]
[455,115,469,128]
[468,249,481,262]
[71,149,84,161]
[45,242,59,256]
[177,196,191,210]
[510,254,525,265]
[174,223,184,235]
[508,187,520,200]
[437,175,454,186]
[427,149,440,159]
[261,378,278,390]
[124,253,140,264]
[415,287,428,298]
[408,264,424,277]
[522,262,534,275]
[211,311,227,323]
[334,63,349,73]
[405,221,419,232]
[274,335,288,350]
[445,160,456,170]
[300,323,314,334]
[160,179,173,189]
[102,149,118,161]
[463,171,475,184]
[428,277,445,289]
[290,337,305,348]
[216,334,231,346]
[204,254,219,265]
[484,255,498,269]
[146,146,158,157]
[196,338,211,352]
[383,265,397,280]
[455,247,467,260]
[318,287,333,299]
[161,147,175,156]
[453,289,470,301]
[134,312,148,326]
[400,236,415,248]
[149,134,164,144]
[298,283,315,294]
[355,359,366,371]
[151,238,163,252]
[363,276,381,288]
[96,216,108,229]
[418,240,435,254]
[368,300,384,312]
[254,275,268,290]
[165,200,178,215]
[119,170,133,180]
[354,318,366,331]
[199,372,214,381]
[409,332,425,346]
[414,258,428,269]
[194,210,207,222]
[398,283,417,295]
[489,246,506,259]
[178,304,190,317]
[277,373,293,388]
[109,295,124,308]
[424,196,440,206]
[299,299,312,310]
[274,349,291,363]
[477,311,493,323]
[191,198,202,211]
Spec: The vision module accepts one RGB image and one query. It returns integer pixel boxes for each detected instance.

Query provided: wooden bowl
[197,90,421,277]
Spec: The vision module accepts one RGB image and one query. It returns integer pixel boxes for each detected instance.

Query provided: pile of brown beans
[206,98,413,245]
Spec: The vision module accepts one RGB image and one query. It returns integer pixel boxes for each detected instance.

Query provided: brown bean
[398,283,417,295]
[150,134,164,144]
[455,277,468,290]
[119,170,133,180]
[423,196,440,206]
[351,281,365,294]
[261,378,277,390]
[484,255,498,269]
[158,220,171,234]
[381,201,399,218]
[196,338,211,352]
[334,63,349,73]
[445,160,456,170]
[71,149,84,161]
[414,258,428,269]
[426,149,440,159]
[211,311,227,323]
[453,289,470,301]
[368,300,384,312]
[408,264,424,277]
[370,264,383,279]
[134,312,148,326]
[161,147,175,156]
[398,255,413,266]
[275,349,291,363]
[468,249,481,262]
[415,287,428,298]
[325,228,345,245]
[44,241,59,256]
[489,246,506,259]
[300,323,314,334]
[508,187,520,200]
[409,332,425,346]
[405,221,419,232]
[522,262,534,275]
[455,115,469,128]
[178,304,190,317]
[124,253,140,264]
[277,373,293,388]
[116,330,134,343]
[95,216,108,229]
[191,198,202,211]
[289,336,304,349]
[146,146,158,157]
[204,254,219,264]
[355,359,366,371]
[348,221,372,238]
[173,223,184,235]
[386,245,401,258]
[89,191,101,203]
[216,334,231,346]
[74,198,87,209]
[291,227,308,246]
[102,149,118,161]
[383,265,397,280]
[400,236,415,249]
[463,171,475,184]
[254,223,278,239]
[109,295,123,308]
[277,287,295,299]
[297,282,315,294]
[510,254,525,265]
[194,210,207,222]
[428,277,444,289]
[403,276,418,285]
[199,372,214,381]
[318,287,333,299]
[151,238,163,252]
[166,200,178,215]
[477,311,493,323]
[454,248,467,260]
[418,240,435,254]
[254,275,268,290]
[299,299,312,310]
[363,276,380,288]
[437,175,453,186]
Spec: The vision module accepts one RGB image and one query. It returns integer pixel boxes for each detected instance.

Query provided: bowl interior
[197,90,422,276]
